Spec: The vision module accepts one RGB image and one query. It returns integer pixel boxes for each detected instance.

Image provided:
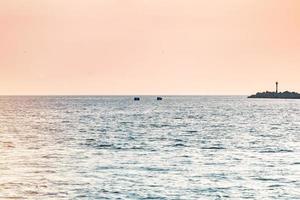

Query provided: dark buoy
[134,97,140,101]
[157,97,163,101]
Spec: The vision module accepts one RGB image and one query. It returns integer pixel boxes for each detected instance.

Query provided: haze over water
[0,96,300,199]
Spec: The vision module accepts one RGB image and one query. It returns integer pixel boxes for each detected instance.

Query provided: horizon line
[0,94,249,97]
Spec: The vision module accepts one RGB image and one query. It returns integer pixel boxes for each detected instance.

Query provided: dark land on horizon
[248,82,300,99]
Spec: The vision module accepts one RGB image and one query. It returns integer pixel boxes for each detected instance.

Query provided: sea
[0,96,299,199]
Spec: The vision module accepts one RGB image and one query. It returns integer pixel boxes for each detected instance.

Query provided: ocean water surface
[0,96,299,199]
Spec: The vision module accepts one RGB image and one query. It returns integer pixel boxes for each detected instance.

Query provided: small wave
[150,124,170,128]
[42,154,59,159]
[254,177,282,182]
[33,170,56,174]
[91,143,145,151]
[0,197,24,199]
[268,184,283,188]
[174,117,183,120]
[186,130,198,133]
[181,155,190,158]
[131,146,144,150]
[201,146,226,150]
[187,115,196,119]
[96,166,122,170]
[85,138,96,142]
[141,197,163,200]
[96,128,107,133]
[204,162,226,166]
[1,141,15,148]
[140,167,170,172]
[174,138,184,142]
[127,136,136,140]
[173,143,187,147]
[259,149,293,153]
[95,144,113,149]
[120,121,134,125]
[25,190,39,195]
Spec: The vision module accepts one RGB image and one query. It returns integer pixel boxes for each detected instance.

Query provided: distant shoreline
[248,91,300,99]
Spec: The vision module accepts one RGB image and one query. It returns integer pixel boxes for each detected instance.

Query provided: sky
[0,0,300,95]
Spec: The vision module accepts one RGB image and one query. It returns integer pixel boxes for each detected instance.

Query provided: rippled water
[0,96,300,199]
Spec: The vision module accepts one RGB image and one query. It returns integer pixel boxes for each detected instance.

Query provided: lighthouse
[276,82,278,93]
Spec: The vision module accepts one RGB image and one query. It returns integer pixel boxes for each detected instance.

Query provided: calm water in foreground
[0,96,300,199]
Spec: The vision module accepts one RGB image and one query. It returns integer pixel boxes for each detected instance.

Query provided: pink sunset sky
[0,0,300,95]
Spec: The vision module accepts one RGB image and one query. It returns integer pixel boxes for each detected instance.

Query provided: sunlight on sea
[0,96,300,199]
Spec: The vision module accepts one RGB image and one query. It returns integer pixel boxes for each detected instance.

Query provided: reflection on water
[0,96,300,199]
